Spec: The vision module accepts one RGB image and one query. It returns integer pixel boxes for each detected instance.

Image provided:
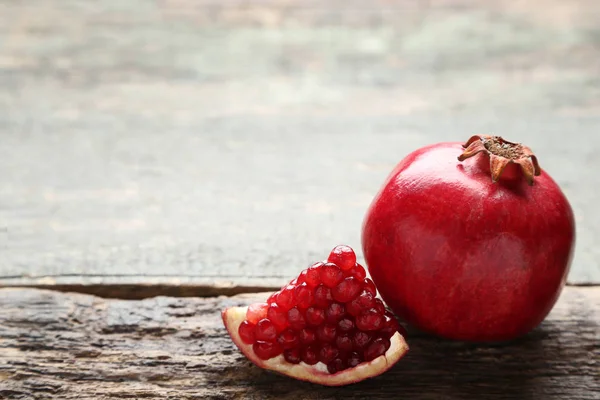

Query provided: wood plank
[0,287,598,399]
[1,0,599,288]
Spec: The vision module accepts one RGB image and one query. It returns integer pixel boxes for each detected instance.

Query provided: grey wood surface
[0,287,598,399]
[1,0,599,289]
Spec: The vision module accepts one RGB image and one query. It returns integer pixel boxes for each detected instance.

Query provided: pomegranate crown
[458,134,541,186]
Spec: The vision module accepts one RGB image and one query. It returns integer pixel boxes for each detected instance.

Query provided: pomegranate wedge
[222,245,409,386]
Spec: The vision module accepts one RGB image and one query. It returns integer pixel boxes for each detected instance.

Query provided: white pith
[222,306,409,386]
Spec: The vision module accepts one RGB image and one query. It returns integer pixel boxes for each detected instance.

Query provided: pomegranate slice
[222,245,409,386]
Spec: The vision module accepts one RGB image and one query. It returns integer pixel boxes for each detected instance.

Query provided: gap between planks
[0,282,596,300]
[0,283,283,299]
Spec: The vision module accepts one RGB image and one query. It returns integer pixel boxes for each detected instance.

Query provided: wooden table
[1,1,599,398]
[1,287,598,399]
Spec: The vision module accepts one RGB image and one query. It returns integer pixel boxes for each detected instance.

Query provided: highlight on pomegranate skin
[222,245,409,386]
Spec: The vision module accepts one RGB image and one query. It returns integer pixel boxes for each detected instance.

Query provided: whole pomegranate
[362,135,575,342]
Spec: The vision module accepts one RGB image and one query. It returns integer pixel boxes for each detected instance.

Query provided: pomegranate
[362,135,575,342]
[222,245,409,386]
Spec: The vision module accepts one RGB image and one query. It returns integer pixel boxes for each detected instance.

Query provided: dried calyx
[458,134,541,185]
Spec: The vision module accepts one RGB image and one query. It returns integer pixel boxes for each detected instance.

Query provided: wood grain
[0,287,598,399]
[1,0,599,289]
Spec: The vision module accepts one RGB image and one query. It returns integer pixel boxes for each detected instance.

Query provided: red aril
[362,135,576,342]
[380,312,400,339]
[284,348,301,364]
[320,263,344,288]
[356,308,384,331]
[255,319,277,342]
[335,334,354,352]
[337,317,354,332]
[349,264,367,280]
[363,278,376,296]
[327,245,357,271]
[238,321,256,344]
[331,277,362,303]
[302,346,318,365]
[316,324,337,343]
[346,290,375,317]
[253,341,282,360]
[299,328,316,344]
[347,352,362,368]
[267,303,288,332]
[246,303,268,324]
[313,285,333,308]
[352,331,372,350]
[295,283,314,309]
[287,307,306,330]
[304,263,323,287]
[305,307,326,326]
[277,329,299,350]
[325,302,345,324]
[276,285,296,311]
[222,245,409,386]
[364,337,391,361]
[327,358,346,374]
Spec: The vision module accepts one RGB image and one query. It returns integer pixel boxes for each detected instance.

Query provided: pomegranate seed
[327,358,346,374]
[305,307,326,326]
[298,270,308,284]
[353,331,372,350]
[346,301,362,317]
[314,285,333,308]
[374,298,386,315]
[277,329,299,350]
[380,313,400,339]
[270,342,284,358]
[347,352,363,368]
[287,307,306,331]
[276,285,296,311]
[255,319,277,342]
[246,303,268,324]
[319,343,339,364]
[238,321,256,344]
[316,324,337,343]
[363,278,376,296]
[266,291,279,304]
[301,346,319,365]
[320,263,344,288]
[325,302,345,324]
[335,334,354,352]
[295,272,306,285]
[350,264,367,280]
[356,308,384,331]
[253,341,282,360]
[284,348,301,364]
[327,245,356,271]
[337,317,354,332]
[364,337,390,361]
[304,262,323,287]
[267,303,289,332]
[346,290,375,317]
[299,328,316,344]
[332,277,362,303]
[295,283,314,309]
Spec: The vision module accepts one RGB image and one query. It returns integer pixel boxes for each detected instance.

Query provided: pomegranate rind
[222,306,409,386]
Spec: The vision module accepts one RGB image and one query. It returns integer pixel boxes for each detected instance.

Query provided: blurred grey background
[0,0,598,291]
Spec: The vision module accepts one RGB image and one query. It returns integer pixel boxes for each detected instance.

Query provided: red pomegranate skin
[362,141,576,341]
